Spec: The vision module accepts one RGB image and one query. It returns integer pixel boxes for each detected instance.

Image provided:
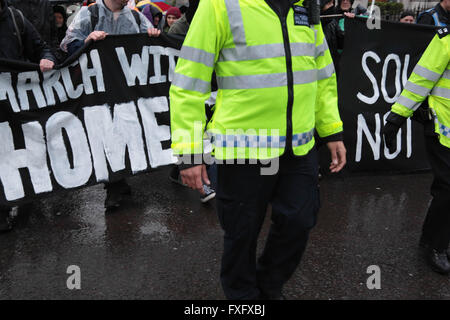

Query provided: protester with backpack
[60,0,160,211]
[8,0,59,55]
[0,0,55,232]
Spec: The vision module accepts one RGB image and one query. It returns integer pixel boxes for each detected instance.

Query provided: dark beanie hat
[53,5,67,21]
[400,11,415,19]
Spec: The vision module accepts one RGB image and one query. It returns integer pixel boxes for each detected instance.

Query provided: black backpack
[8,7,25,56]
[88,4,141,30]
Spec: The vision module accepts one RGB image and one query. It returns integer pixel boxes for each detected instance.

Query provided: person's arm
[60,7,93,53]
[384,33,448,151]
[313,23,346,172]
[169,0,226,192]
[67,40,85,56]
[391,34,447,120]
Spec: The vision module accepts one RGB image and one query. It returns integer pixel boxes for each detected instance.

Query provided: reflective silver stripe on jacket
[218,42,317,62]
[443,69,450,80]
[317,63,335,81]
[413,64,442,82]
[218,68,322,90]
[397,95,421,111]
[217,72,288,89]
[222,0,319,62]
[404,81,431,97]
[224,0,247,46]
[172,73,211,94]
[315,40,329,58]
[180,46,215,68]
[431,86,450,99]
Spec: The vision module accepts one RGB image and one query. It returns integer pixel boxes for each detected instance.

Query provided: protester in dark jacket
[0,0,55,233]
[8,0,59,52]
[0,0,55,65]
[417,0,449,26]
[53,5,68,44]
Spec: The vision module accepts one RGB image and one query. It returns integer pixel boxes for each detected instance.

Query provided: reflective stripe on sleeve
[179,46,215,68]
[404,81,431,97]
[396,95,421,111]
[413,64,442,82]
[317,63,335,81]
[172,73,211,94]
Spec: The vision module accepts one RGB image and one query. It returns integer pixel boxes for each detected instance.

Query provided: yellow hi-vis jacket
[391,29,450,149]
[169,0,343,160]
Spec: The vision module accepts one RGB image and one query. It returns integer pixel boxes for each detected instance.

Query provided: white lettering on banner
[17,71,47,110]
[0,73,20,112]
[115,45,180,86]
[43,70,69,106]
[137,97,177,168]
[356,113,381,162]
[0,121,52,201]
[116,46,150,86]
[79,50,105,94]
[357,51,380,105]
[83,102,148,182]
[356,112,412,162]
[0,46,178,113]
[381,54,402,104]
[357,51,410,105]
[61,60,84,100]
[46,112,93,189]
[0,52,106,112]
[0,97,176,202]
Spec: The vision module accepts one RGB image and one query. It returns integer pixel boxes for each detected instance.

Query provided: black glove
[382,112,408,153]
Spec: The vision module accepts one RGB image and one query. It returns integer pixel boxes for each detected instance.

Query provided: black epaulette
[437,27,449,39]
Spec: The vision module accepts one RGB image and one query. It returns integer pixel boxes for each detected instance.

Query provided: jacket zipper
[280,17,294,155]
[264,1,294,155]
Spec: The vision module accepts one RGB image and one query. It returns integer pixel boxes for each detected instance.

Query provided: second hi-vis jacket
[391,28,450,149]
[169,0,344,160]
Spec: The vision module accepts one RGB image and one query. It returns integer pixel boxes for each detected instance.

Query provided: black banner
[0,33,183,205]
[338,18,436,172]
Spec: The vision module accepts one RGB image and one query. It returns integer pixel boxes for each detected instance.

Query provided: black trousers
[216,150,320,300]
[422,135,450,251]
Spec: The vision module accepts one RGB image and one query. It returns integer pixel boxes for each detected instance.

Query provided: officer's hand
[39,59,54,72]
[327,141,346,173]
[147,28,161,37]
[180,165,210,195]
[85,31,108,43]
[382,121,400,153]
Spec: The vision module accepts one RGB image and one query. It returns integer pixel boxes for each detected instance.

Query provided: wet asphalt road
[0,167,449,300]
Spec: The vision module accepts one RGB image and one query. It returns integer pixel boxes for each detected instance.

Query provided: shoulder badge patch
[437,27,449,39]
